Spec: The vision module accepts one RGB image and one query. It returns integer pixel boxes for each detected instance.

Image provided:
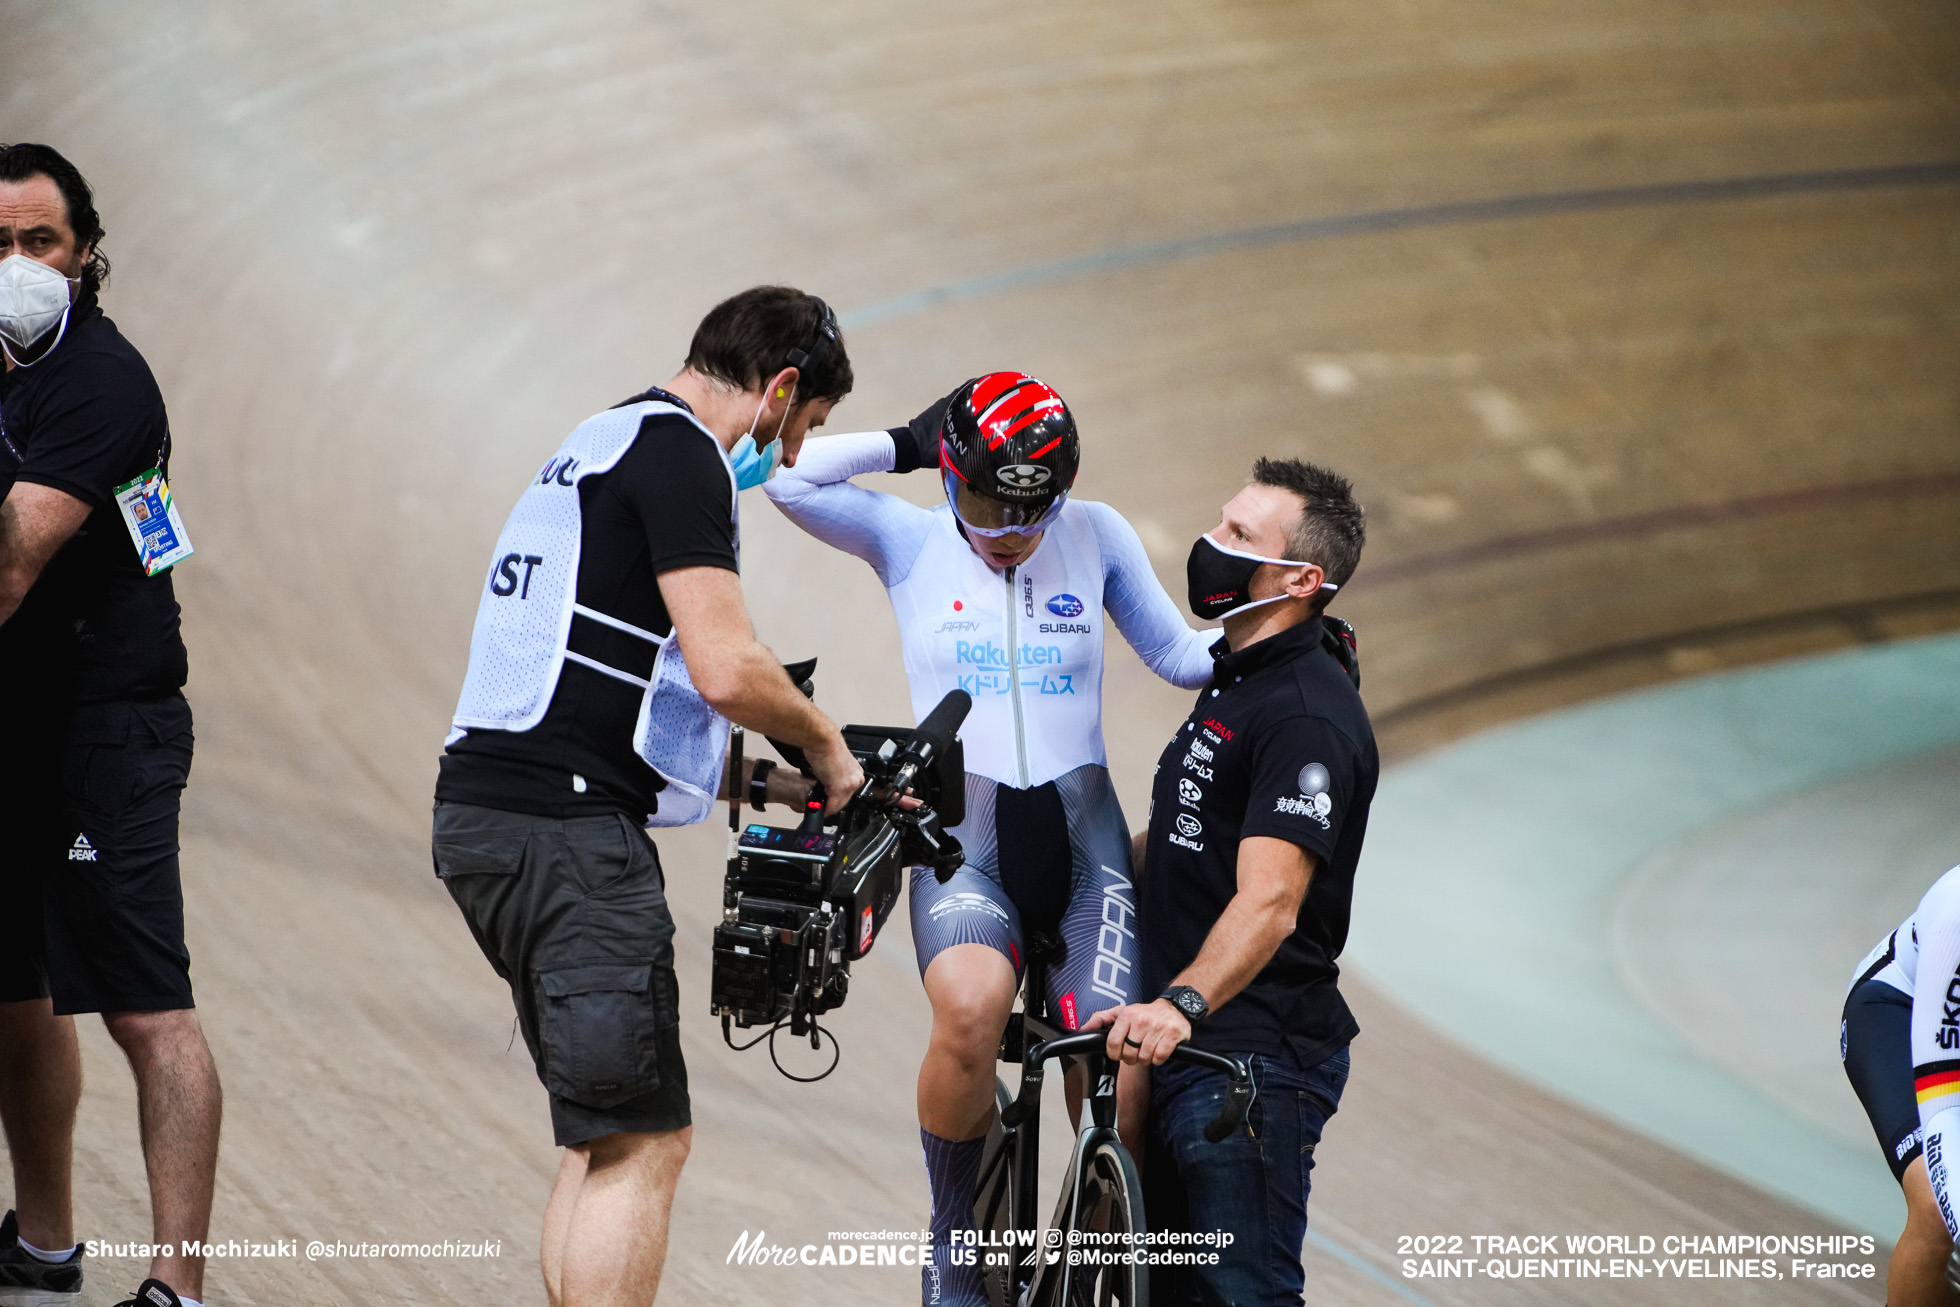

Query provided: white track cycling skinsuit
[765,429,1216,1017]
[1847,863,1960,1234]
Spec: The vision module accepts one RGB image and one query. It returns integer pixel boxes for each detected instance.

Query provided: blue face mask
[729,386,794,490]
[729,431,784,490]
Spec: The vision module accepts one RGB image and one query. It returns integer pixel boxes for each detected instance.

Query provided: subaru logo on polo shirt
[996,463,1051,488]
[1046,593,1084,617]
[1298,763,1331,796]
[1175,813,1202,838]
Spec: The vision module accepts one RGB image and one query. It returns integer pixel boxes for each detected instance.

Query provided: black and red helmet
[939,372,1080,536]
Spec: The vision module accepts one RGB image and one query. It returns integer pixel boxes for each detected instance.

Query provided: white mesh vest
[449,400,735,827]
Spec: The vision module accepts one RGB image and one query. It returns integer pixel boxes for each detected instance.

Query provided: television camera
[710,666,970,1079]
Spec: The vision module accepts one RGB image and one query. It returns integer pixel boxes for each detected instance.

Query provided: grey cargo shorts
[432,800,689,1145]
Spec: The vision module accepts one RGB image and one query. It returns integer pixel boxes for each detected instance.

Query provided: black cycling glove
[1321,615,1361,689]
[888,382,971,474]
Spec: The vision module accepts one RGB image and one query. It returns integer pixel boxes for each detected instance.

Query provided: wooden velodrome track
[4,1,1957,1303]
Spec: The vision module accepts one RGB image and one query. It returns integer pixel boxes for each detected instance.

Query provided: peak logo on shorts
[1046,593,1084,617]
[67,834,97,862]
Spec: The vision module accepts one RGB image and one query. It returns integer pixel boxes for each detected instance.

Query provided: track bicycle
[970,935,1252,1307]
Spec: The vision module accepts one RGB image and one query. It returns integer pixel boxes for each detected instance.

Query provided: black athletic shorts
[433,800,689,1146]
[0,694,196,1014]
[1842,978,1922,1182]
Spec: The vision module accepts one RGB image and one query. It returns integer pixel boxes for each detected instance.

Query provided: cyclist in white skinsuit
[764,373,1215,1307]
[1843,862,1960,1307]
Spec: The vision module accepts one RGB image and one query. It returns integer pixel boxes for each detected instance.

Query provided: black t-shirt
[1139,615,1379,1066]
[0,293,187,704]
[435,391,738,823]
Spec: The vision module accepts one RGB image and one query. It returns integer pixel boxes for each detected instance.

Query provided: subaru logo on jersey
[1046,593,1084,617]
[1175,813,1203,838]
[996,463,1051,488]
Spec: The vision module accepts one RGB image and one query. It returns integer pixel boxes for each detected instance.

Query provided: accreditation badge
[112,466,195,576]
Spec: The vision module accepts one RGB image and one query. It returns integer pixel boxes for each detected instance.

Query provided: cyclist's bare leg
[919,943,1017,1139]
[1892,1156,1960,1307]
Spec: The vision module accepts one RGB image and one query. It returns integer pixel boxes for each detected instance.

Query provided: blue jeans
[1143,1044,1350,1306]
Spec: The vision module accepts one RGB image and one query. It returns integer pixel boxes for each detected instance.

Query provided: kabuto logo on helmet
[940,371,1082,529]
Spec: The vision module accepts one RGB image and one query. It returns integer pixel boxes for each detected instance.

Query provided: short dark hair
[0,143,110,296]
[683,286,853,404]
[1251,457,1365,607]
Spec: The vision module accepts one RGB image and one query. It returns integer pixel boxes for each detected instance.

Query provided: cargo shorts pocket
[432,833,529,879]
[536,962,661,1108]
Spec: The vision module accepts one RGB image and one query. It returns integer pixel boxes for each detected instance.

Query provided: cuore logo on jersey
[1046,594,1084,617]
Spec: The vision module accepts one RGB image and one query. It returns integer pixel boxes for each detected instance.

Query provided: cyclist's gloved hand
[1320,616,1360,689]
[888,381,972,473]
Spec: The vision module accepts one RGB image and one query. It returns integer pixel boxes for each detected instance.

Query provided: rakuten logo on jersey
[955,639,1064,667]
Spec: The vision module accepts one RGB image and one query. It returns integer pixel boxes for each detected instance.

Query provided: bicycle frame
[976,947,1250,1306]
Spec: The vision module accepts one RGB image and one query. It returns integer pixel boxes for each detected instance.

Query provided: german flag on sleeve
[1915,1060,1960,1114]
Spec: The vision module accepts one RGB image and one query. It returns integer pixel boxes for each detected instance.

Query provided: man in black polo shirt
[1091,457,1374,1306]
[433,286,867,1306]
[0,143,222,1307]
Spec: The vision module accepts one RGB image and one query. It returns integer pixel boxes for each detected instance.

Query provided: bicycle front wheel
[1057,1138,1147,1307]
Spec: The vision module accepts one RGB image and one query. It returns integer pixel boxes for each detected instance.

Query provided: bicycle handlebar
[1001,1032,1253,1143]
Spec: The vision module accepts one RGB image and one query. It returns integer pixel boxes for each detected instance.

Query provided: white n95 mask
[0,254,79,361]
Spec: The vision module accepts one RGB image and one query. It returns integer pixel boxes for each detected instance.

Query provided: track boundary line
[843,162,1960,326]
[1372,585,1960,729]
[1364,473,1960,586]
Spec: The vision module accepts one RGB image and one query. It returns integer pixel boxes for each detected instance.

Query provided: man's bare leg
[102,1008,222,1301]
[0,999,81,1251]
[541,1146,587,1307]
[544,1128,690,1307]
[1891,1156,1960,1307]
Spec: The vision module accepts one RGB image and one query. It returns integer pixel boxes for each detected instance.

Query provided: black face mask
[1185,534,1334,621]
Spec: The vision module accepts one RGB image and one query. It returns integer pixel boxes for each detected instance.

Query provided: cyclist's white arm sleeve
[763,430,936,588]
[1086,501,1219,690]
[1912,867,1960,1235]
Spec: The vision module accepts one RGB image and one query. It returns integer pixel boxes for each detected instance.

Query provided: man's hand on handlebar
[1085,999,1193,1068]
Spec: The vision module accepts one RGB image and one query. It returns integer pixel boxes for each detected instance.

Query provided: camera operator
[432,286,864,1307]
[1089,458,1374,1307]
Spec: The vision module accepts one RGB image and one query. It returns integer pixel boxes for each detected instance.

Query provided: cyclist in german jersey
[765,373,1215,1306]
[1844,862,1960,1307]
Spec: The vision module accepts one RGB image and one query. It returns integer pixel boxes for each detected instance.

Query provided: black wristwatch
[748,759,776,812]
[1161,985,1209,1024]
